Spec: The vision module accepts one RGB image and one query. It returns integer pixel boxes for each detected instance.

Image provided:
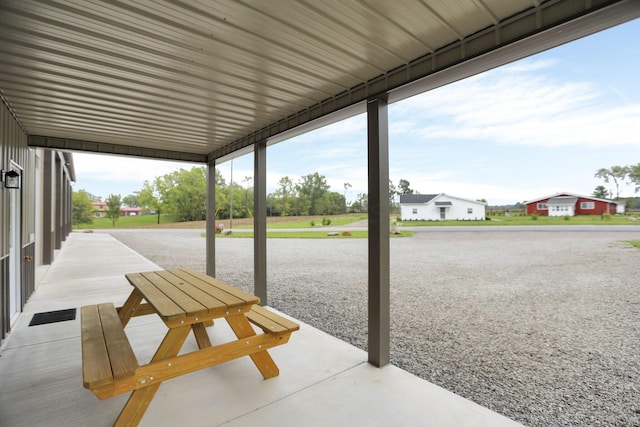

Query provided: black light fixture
[1,170,20,189]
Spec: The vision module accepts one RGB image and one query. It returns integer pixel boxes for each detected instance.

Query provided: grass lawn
[231,214,367,229]
[628,240,640,249]
[402,214,639,226]
[74,212,639,231]
[74,214,177,229]
[213,230,413,238]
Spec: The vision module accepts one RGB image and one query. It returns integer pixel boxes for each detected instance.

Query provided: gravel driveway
[105,228,640,427]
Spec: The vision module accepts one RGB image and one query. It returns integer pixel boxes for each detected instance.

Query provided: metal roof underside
[1,0,638,164]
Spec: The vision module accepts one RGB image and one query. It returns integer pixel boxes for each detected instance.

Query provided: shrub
[563,215,570,221]
[531,213,539,220]
[602,212,611,221]
[310,220,315,226]
[322,217,331,226]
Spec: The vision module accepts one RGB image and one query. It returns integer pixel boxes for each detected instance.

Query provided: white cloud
[74,153,195,184]
[501,58,558,73]
[392,60,640,149]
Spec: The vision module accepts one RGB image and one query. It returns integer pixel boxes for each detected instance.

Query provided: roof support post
[367,96,390,367]
[42,150,54,265]
[55,155,63,249]
[205,161,216,277]
[254,140,267,305]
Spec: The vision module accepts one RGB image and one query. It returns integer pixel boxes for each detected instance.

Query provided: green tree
[212,168,228,218]
[226,181,245,220]
[354,192,368,213]
[138,180,163,224]
[389,180,397,209]
[242,176,253,218]
[594,166,630,198]
[86,193,101,202]
[155,167,207,222]
[72,189,95,226]
[351,200,363,213]
[322,191,346,215]
[629,163,640,193]
[296,172,330,215]
[105,193,122,227]
[272,176,294,216]
[122,193,141,207]
[397,179,414,195]
[592,185,609,199]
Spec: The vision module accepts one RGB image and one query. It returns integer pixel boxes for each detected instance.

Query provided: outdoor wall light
[1,170,20,189]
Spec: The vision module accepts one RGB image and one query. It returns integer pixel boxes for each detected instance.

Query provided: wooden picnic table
[81,268,299,427]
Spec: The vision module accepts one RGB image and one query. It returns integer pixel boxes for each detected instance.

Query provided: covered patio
[1,1,639,425]
[0,231,520,426]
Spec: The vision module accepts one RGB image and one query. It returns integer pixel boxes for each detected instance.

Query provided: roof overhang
[547,197,579,205]
[0,1,637,162]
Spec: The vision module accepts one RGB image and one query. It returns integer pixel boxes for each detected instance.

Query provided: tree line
[70,161,640,227]
[73,166,421,226]
[593,163,640,199]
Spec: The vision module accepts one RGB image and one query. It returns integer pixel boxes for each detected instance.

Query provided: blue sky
[73,18,640,206]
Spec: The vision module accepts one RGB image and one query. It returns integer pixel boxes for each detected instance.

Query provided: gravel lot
[106,228,640,427]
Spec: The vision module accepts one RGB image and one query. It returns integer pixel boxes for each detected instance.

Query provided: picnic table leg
[225,314,280,379]
[117,289,144,327]
[191,323,212,349]
[114,325,191,427]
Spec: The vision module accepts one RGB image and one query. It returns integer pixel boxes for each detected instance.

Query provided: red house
[120,207,142,216]
[91,202,142,217]
[525,192,621,216]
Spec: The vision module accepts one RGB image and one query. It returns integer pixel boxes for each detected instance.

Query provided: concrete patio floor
[0,232,522,427]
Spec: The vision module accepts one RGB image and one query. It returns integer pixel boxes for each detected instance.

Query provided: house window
[412,208,417,214]
[581,202,595,209]
[467,208,473,214]
[537,203,548,210]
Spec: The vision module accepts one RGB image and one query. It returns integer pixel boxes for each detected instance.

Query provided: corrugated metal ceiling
[0,0,638,162]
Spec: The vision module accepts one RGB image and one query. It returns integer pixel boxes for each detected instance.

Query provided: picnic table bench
[81,268,299,426]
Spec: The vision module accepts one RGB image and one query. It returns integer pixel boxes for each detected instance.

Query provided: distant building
[400,193,486,221]
[525,192,623,216]
[120,207,142,216]
[92,201,107,218]
[92,202,142,217]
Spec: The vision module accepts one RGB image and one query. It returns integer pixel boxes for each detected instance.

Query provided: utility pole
[344,182,352,213]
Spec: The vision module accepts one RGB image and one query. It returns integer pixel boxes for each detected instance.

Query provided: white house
[400,193,486,221]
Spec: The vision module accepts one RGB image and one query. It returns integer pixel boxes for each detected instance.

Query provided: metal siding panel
[1,103,6,256]
[1,256,7,341]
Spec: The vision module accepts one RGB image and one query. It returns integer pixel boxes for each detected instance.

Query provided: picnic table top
[125,268,260,323]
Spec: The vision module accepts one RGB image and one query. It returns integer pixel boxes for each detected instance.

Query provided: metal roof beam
[28,136,207,163]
